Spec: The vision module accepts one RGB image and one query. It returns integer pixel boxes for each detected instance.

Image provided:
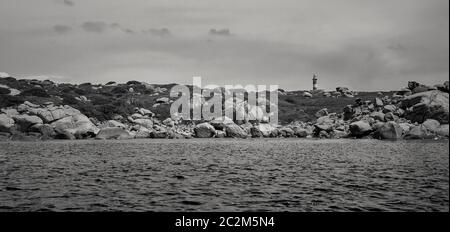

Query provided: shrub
[0,87,11,95]
[0,95,24,108]
[126,80,141,85]
[21,87,49,97]
[111,86,128,95]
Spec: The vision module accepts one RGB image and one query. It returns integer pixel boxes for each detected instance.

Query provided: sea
[0,139,448,212]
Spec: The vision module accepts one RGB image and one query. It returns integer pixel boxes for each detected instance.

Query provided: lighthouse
[312,74,318,90]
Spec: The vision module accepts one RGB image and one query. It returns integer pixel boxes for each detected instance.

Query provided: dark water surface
[0,139,448,212]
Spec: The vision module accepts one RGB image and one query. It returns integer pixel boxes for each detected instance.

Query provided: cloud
[143,28,171,37]
[58,0,74,7]
[81,21,109,33]
[53,25,72,34]
[209,28,232,36]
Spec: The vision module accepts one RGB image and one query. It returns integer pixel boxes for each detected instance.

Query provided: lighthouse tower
[312,74,318,90]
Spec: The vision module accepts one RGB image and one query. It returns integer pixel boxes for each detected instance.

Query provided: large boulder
[436,124,449,137]
[162,118,175,127]
[132,119,153,129]
[302,92,313,98]
[30,124,56,139]
[370,111,385,122]
[104,120,127,129]
[401,90,449,124]
[422,119,440,133]
[0,114,15,133]
[375,121,403,140]
[251,124,277,138]
[133,126,151,139]
[210,116,234,130]
[51,114,99,139]
[279,127,295,138]
[149,125,168,138]
[12,114,43,132]
[349,121,372,137]
[404,125,435,140]
[96,127,131,140]
[1,108,19,117]
[225,123,248,138]
[28,105,81,123]
[194,123,216,138]
[293,127,311,138]
[383,105,397,113]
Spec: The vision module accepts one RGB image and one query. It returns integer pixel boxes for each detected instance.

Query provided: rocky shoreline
[1,77,449,141]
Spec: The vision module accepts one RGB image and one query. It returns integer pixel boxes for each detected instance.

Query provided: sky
[0,0,448,91]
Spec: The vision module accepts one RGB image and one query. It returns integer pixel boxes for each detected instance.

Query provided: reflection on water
[0,139,448,211]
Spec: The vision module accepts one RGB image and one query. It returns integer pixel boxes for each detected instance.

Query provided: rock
[336,87,350,93]
[374,98,384,107]
[251,124,277,138]
[330,130,348,139]
[444,81,449,93]
[376,121,403,140]
[436,124,449,137]
[315,108,328,118]
[343,93,354,98]
[0,114,15,133]
[137,108,154,116]
[30,124,56,139]
[279,127,295,137]
[215,130,226,138]
[316,116,334,125]
[104,120,127,129]
[210,116,234,130]
[133,119,153,129]
[131,113,148,119]
[343,105,354,121]
[250,126,263,138]
[404,125,435,140]
[96,127,131,140]
[194,123,216,138]
[112,115,124,121]
[294,128,309,138]
[162,118,175,127]
[349,121,372,137]
[396,88,412,96]
[1,108,19,117]
[401,90,449,124]
[412,85,430,94]
[51,114,99,139]
[302,92,313,98]
[150,130,168,139]
[399,123,413,135]
[12,114,43,131]
[134,126,151,138]
[225,124,248,138]
[156,97,169,104]
[318,130,330,138]
[384,112,398,122]
[28,105,81,123]
[370,111,385,122]
[422,119,440,133]
[383,105,397,113]
[314,123,334,133]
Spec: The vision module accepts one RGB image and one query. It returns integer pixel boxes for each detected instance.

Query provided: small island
[1,73,448,142]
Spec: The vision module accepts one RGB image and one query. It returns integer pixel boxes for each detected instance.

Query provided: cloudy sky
[0,0,448,91]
